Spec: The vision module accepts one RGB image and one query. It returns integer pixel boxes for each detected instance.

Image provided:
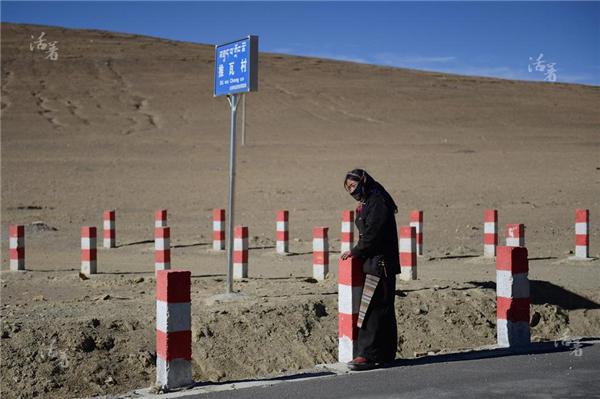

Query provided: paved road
[131,340,600,399]
[205,343,599,399]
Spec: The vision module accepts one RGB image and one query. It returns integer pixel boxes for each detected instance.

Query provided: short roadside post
[214,36,258,294]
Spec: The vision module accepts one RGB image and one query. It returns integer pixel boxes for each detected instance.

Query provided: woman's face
[344,178,358,194]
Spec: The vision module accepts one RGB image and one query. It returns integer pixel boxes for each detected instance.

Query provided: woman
[341,169,400,370]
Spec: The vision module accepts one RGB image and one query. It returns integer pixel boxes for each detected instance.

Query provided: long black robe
[350,188,399,363]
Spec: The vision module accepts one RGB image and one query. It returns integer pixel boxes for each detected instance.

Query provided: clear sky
[2,1,599,86]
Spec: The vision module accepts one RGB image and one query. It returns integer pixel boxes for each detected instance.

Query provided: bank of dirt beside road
[1,256,599,399]
[1,22,599,399]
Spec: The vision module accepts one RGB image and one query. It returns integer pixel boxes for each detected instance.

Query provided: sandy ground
[1,23,599,398]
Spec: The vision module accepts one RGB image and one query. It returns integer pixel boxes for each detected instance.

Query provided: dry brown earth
[1,23,599,398]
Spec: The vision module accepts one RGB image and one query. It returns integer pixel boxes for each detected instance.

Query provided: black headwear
[344,169,398,213]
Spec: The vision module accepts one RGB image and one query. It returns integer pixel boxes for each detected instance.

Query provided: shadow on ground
[185,370,336,391]
[116,239,154,248]
[384,339,596,368]
[465,280,600,310]
[172,242,211,249]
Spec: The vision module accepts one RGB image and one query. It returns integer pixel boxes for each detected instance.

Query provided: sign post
[214,36,258,294]
[241,93,247,146]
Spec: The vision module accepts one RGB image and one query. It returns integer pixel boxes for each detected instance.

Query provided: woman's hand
[340,251,352,260]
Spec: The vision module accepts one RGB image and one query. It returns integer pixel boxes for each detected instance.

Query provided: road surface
[128,340,600,399]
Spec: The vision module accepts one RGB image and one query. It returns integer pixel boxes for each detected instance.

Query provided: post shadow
[286,251,313,257]
[382,340,595,369]
[529,280,600,310]
[117,240,210,249]
[20,268,80,273]
[190,273,227,279]
[248,245,276,250]
[116,239,154,248]
[172,242,211,249]
[184,370,337,391]
[250,276,315,281]
[464,280,600,310]
[96,271,155,275]
[428,254,480,261]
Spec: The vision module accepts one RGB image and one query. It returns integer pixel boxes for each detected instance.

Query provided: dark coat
[349,187,399,363]
[350,189,400,276]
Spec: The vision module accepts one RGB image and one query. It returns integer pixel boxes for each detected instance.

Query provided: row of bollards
[6,208,592,273]
[3,207,592,392]
[156,243,535,390]
[338,244,532,364]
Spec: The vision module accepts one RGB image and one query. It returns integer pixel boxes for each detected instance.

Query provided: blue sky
[2,1,599,86]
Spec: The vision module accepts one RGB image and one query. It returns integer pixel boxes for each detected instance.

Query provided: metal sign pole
[214,35,258,295]
[241,93,246,146]
[225,93,239,294]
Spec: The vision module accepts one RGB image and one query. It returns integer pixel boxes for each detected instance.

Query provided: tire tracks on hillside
[102,58,161,135]
[268,83,385,125]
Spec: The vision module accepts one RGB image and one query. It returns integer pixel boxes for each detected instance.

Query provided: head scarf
[344,169,398,213]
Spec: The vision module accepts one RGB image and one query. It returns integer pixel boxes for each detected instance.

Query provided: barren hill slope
[1,23,599,399]
[2,23,599,258]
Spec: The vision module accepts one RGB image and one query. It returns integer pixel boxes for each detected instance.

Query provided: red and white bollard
[81,227,97,276]
[212,209,225,251]
[234,226,248,279]
[155,227,170,271]
[575,209,590,259]
[155,209,168,228]
[484,209,498,257]
[341,210,354,253]
[399,226,417,281]
[338,256,365,363]
[9,225,25,271]
[410,210,423,256]
[156,270,192,390]
[313,227,329,281]
[506,224,525,247]
[276,210,289,254]
[103,210,116,248]
[496,246,530,347]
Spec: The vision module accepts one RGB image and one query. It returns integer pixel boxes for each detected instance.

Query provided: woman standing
[341,169,400,370]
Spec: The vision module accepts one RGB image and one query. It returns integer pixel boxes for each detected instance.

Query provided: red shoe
[347,356,378,371]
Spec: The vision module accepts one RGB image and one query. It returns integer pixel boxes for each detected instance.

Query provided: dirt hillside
[1,23,599,398]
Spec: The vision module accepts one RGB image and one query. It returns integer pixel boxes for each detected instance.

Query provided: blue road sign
[214,36,258,97]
